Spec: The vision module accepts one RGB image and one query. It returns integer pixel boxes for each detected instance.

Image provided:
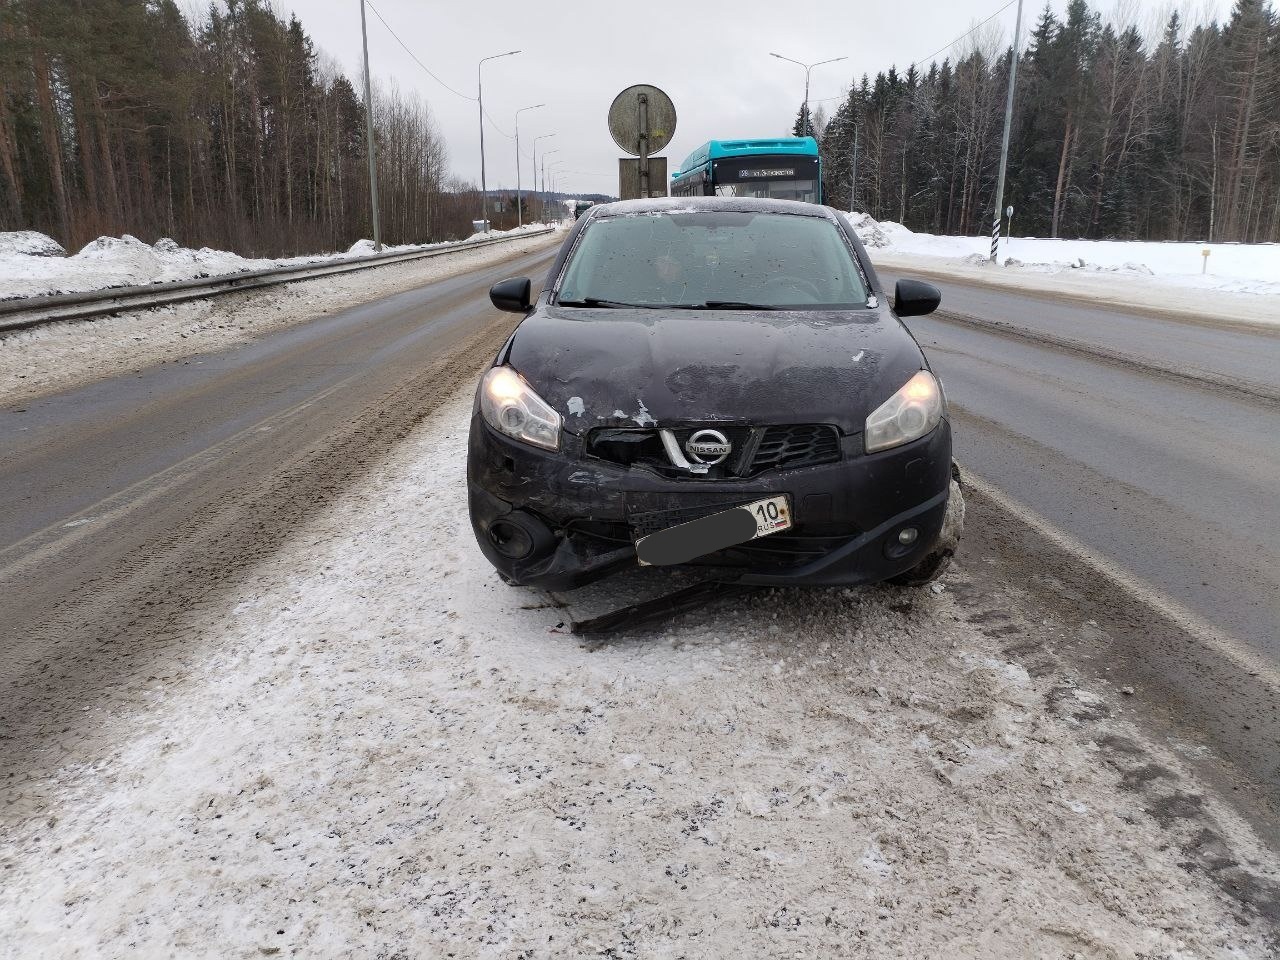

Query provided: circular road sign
[608,84,677,157]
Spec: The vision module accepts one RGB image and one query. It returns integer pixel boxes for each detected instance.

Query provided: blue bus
[670,137,822,204]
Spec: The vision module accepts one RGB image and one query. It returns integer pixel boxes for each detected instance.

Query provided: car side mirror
[893,278,941,318]
[490,277,532,313]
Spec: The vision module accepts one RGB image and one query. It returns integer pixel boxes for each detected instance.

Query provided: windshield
[714,180,819,203]
[557,211,869,309]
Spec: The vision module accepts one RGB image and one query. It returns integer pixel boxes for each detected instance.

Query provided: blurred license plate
[636,495,792,567]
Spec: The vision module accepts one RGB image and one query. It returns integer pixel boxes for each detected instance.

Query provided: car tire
[888,469,965,588]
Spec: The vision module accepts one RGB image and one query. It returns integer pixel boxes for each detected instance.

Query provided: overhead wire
[807,0,1019,107]
[911,0,1018,68]
[366,0,519,140]
[364,0,475,101]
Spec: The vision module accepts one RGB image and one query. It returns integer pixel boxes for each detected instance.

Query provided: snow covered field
[0,223,557,300]
[851,215,1280,326]
[2,384,1273,958]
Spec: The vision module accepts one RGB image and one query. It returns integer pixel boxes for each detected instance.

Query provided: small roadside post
[1202,247,1211,274]
[1004,205,1014,260]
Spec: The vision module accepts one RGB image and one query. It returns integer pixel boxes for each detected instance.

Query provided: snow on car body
[467,197,961,591]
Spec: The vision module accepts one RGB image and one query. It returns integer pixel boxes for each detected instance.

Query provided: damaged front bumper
[467,414,953,592]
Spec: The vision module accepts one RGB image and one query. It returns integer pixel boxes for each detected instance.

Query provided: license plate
[636,495,792,567]
[746,494,792,536]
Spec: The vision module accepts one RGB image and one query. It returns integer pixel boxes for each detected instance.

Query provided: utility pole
[358,0,381,251]
[514,104,545,229]
[477,50,519,233]
[990,0,1024,264]
[849,122,859,214]
[770,53,847,137]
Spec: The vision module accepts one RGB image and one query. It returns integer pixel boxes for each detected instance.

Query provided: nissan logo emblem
[685,429,732,465]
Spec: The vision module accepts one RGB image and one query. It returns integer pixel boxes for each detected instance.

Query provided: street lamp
[540,148,560,210]
[514,104,545,228]
[531,133,556,223]
[769,52,848,138]
[548,160,567,214]
[477,49,520,232]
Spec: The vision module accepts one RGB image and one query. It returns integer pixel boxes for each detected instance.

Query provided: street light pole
[358,0,381,251]
[531,133,556,224]
[770,52,847,138]
[541,148,560,218]
[548,161,567,215]
[477,50,519,233]
[514,104,545,229]
[990,0,1024,264]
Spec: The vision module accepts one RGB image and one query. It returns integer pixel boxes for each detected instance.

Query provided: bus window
[714,179,819,203]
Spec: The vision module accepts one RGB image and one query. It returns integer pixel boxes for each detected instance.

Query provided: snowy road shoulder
[850,213,1280,328]
[0,230,561,406]
[0,224,558,300]
[1,384,1276,958]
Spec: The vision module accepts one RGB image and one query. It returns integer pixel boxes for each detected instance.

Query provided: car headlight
[865,370,943,453]
[480,366,562,451]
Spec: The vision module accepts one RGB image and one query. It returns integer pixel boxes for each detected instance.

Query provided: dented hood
[502,305,927,436]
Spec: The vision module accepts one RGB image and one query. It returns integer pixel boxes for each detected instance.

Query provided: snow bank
[0,229,520,300]
[0,230,65,257]
[847,214,1280,299]
[466,220,560,240]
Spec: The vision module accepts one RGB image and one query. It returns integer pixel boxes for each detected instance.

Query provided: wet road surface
[876,267,1280,664]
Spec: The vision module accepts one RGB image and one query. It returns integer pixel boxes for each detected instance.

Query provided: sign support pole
[638,93,650,199]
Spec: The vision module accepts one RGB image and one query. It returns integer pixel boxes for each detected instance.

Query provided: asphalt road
[2,244,1276,799]
[876,266,1280,664]
[0,244,557,723]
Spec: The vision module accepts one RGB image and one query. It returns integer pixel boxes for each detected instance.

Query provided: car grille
[751,425,841,473]
[628,497,764,538]
[586,424,841,478]
[697,532,853,567]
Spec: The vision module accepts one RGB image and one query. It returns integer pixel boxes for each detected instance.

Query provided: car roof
[588,196,838,220]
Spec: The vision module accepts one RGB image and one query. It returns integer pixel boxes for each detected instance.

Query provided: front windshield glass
[715,180,818,203]
[557,211,868,309]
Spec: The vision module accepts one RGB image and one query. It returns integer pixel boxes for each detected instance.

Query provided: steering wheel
[762,275,824,301]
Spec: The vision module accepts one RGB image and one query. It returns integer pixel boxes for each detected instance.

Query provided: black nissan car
[467,197,962,592]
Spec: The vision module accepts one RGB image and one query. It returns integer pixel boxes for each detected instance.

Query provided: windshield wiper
[697,300,783,310]
[557,297,659,309]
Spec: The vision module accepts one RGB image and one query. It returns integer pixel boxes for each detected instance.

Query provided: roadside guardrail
[0,227,556,334]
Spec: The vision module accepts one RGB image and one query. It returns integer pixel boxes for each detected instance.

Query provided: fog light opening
[488,520,534,560]
[897,527,919,546]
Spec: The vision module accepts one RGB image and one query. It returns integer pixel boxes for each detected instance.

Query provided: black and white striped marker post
[991,218,1001,263]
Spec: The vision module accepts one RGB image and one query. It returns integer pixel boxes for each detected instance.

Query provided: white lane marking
[852,350,865,362]
[964,470,1280,692]
[62,517,96,528]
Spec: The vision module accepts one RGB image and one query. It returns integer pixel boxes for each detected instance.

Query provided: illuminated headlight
[865,370,943,453]
[480,366,562,451]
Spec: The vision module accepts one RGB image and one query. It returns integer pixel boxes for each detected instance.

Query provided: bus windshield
[557,211,869,310]
[714,179,819,203]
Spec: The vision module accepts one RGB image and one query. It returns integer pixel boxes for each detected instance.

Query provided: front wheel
[888,470,965,587]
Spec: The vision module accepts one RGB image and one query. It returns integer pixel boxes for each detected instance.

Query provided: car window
[556,211,870,310]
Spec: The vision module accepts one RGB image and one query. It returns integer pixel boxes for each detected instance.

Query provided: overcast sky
[283,0,1234,197]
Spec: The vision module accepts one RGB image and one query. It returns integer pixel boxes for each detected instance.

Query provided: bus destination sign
[736,167,796,178]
